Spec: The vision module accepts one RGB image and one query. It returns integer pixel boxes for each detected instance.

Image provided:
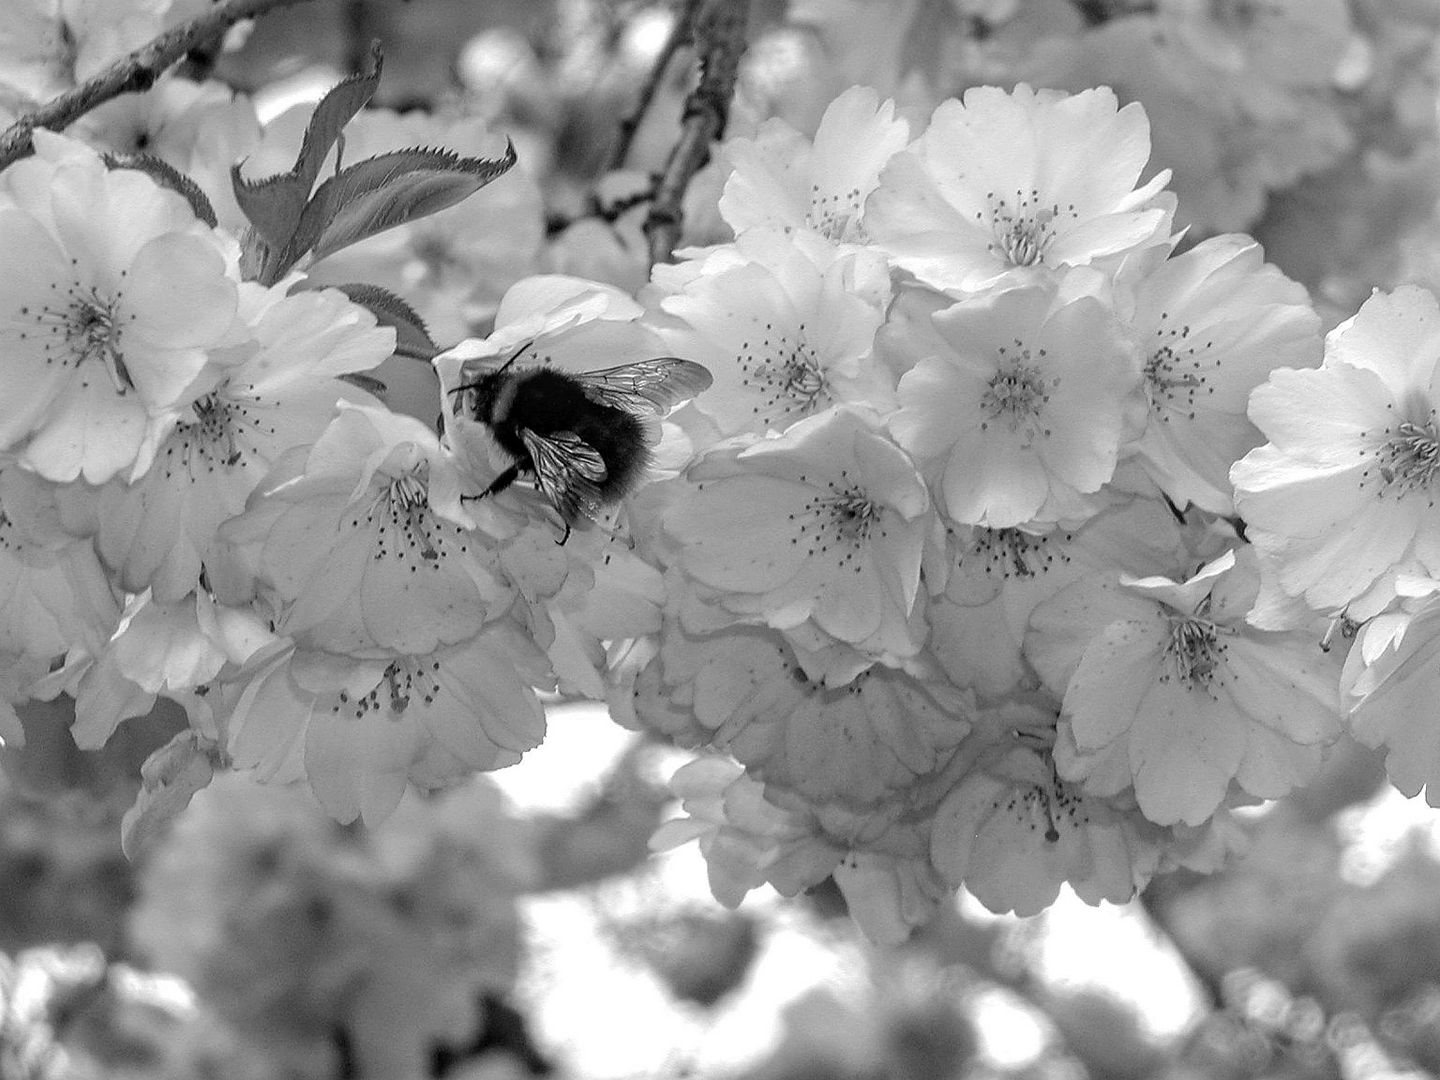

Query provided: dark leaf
[230,43,384,268]
[281,140,517,272]
[329,282,438,360]
[103,152,217,227]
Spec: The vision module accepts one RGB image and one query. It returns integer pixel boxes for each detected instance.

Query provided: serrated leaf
[291,42,384,193]
[280,141,517,274]
[230,43,384,264]
[120,729,217,861]
[103,152,218,227]
[330,282,438,359]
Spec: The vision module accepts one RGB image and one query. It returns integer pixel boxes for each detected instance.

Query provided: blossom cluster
[0,119,572,832]
[2,38,1439,941]
[627,82,1351,935]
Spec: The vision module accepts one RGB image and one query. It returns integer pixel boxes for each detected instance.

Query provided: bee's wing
[574,358,713,415]
[521,428,608,524]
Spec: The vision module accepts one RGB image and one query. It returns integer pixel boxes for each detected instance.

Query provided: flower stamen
[1144,312,1218,422]
[1161,602,1230,693]
[332,659,443,720]
[737,321,830,424]
[981,189,1077,268]
[980,341,1054,445]
[785,471,884,574]
[33,284,135,393]
[1373,420,1440,498]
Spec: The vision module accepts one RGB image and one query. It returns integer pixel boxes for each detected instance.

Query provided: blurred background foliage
[7,0,1440,1077]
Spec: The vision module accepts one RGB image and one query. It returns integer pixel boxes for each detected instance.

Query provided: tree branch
[643,0,750,267]
[0,0,317,171]
[605,0,695,174]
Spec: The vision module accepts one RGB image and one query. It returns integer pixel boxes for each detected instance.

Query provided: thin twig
[605,0,695,173]
[0,0,317,171]
[546,185,657,237]
[643,0,750,267]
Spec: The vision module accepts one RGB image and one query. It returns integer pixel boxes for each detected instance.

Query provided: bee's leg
[461,463,522,502]
[483,463,523,498]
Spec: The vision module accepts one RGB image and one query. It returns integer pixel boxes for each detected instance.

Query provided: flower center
[787,471,884,572]
[980,343,1053,445]
[388,472,442,561]
[1162,609,1229,692]
[993,766,1090,844]
[1144,313,1217,420]
[968,525,1073,580]
[331,658,442,720]
[828,490,879,542]
[982,189,1076,268]
[737,322,830,425]
[41,287,135,392]
[808,182,865,242]
[350,468,454,566]
[1365,419,1440,500]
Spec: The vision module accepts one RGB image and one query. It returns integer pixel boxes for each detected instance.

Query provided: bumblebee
[454,345,712,538]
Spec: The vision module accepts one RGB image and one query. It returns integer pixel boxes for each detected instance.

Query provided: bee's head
[450,366,510,424]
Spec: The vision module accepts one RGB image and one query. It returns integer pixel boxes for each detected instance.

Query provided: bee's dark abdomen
[574,407,650,497]
[491,368,651,496]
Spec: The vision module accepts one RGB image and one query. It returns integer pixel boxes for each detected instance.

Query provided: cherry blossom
[221,402,510,658]
[69,590,261,749]
[718,84,909,244]
[0,466,119,682]
[1125,234,1321,515]
[1234,285,1440,624]
[0,132,241,483]
[92,283,395,601]
[930,738,1163,917]
[667,407,934,664]
[226,625,551,825]
[1027,549,1342,826]
[649,755,845,908]
[931,494,1188,699]
[630,617,971,808]
[865,84,1174,293]
[886,279,1144,529]
[650,228,894,437]
[1344,583,1440,806]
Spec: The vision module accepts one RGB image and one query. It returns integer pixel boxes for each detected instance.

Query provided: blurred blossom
[129,774,533,1077]
[1021,16,1353,235]
[1157,0,1354,88]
